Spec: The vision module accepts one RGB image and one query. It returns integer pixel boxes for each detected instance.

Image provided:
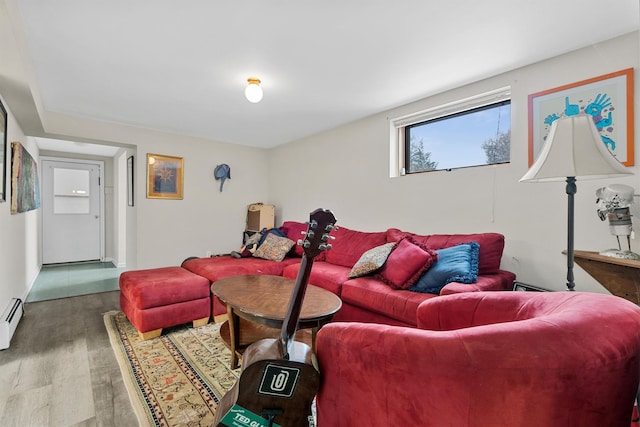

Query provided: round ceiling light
[245,77,263,103]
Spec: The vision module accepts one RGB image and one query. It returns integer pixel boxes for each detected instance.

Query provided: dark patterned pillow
[253,234,296,262]
[348,242,396,278]
[257,227,288,246]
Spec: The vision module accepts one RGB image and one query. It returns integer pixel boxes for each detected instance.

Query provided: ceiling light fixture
[245,77,263,103]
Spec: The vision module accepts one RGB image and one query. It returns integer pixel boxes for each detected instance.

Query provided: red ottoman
[119,266,211,340]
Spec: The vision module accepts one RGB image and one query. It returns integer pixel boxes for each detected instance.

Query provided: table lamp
[520,114,632,291]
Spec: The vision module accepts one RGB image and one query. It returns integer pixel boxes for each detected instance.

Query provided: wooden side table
[211,275,342,369]
[573,250,640,304]
[573,251,640,415]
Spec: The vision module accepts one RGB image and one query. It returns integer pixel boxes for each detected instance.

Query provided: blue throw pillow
[409,242,480,294]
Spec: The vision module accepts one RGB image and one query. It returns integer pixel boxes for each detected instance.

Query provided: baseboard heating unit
[1,298,23,350]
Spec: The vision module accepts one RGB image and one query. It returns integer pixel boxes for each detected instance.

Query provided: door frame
[40,156,106,264]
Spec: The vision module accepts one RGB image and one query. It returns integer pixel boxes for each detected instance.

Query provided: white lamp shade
[520,114,631,182]
[245,81,263,103]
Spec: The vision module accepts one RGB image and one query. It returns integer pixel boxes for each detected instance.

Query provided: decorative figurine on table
[595,184,640,260]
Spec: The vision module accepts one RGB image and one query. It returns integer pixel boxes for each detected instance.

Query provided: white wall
[268,31,640,293]
[133,136,271,269]
[36,114,273,269]
[0,94,40,309]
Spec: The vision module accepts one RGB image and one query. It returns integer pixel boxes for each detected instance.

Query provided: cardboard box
[246,203,275,231]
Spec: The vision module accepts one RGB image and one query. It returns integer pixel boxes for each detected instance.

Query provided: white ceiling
[10,0,640,150]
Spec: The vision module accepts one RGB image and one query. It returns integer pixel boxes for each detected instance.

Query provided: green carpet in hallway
[27,261,125,302]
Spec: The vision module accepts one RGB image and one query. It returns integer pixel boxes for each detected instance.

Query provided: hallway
[27,262,124,303]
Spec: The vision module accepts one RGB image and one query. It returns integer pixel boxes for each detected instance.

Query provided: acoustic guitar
[214,208,337,427]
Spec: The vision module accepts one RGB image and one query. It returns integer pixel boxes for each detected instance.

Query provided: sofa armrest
[316,294,640,427]
[440,269,515,295]
[315,322,478,426]
[417,288,590,332]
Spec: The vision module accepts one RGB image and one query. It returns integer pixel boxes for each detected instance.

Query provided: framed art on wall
[127,155,134,206]
[146,153,183,199]
[11,141,41,214]
[528,68,634,167]
[0,99,6,202]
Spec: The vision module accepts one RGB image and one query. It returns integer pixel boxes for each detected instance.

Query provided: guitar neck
[279,254,314,358]
[277,208,336,360]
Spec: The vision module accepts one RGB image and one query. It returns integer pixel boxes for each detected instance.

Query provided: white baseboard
[1,298,24,350]
[104,256,126,268]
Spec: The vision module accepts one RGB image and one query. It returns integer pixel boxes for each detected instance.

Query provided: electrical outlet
[206,250,213,257]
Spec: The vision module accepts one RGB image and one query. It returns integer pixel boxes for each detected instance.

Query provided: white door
[42,159,104,264]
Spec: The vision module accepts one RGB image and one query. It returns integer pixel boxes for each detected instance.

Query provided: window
[53,167,90,214]
[389,87,511,176]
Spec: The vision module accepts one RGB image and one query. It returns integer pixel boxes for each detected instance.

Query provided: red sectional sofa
[182,221,516,327]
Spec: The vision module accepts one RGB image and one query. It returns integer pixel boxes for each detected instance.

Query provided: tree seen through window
[405,100,510,173]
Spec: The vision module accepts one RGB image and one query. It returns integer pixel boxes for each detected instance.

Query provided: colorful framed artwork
[146,153,183,200]
[0,99,6,202]
[528,68,634,167]
[11,141,41,214]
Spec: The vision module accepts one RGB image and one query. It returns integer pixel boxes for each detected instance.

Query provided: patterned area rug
[103,311,240,427]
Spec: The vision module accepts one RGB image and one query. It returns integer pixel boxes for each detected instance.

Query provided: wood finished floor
[0,291,137,427]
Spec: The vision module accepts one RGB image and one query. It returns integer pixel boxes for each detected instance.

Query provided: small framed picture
[146,153,183,200]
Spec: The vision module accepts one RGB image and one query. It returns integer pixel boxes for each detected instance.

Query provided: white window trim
[389,86,511,177]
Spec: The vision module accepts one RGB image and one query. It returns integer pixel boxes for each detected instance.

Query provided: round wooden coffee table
[211,274,342,369]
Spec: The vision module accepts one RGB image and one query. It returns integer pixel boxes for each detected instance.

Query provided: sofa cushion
[281,221,307,257]
[182,256,299,282]
[119,266,210,310]
[253,233,296,261]
[341,277,438,325]
[348,242,396,279]
[440,270,516,294]
[325,226,387,268]
[386,228,504,274]
[377,237,438,290]
[409,242,480,294]
[282,261,351,296]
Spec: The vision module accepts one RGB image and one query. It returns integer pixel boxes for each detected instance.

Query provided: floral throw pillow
[348,242,396,279]
[253,233,296,262]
